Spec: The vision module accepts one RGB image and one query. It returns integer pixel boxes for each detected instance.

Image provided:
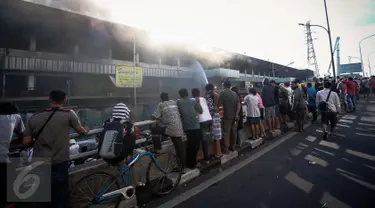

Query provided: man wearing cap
[219,80,241,154]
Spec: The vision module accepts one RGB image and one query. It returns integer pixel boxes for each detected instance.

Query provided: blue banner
[340,63,362,74]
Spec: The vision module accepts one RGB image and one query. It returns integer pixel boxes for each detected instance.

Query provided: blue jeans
[348,94,356,110]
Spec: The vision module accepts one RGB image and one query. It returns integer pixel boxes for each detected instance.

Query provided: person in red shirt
[343,77,356,111]
[371,76,375,95]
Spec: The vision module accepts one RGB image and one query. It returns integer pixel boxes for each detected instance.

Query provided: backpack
[279,87,289,105]
[98,119,135,165]
[318,90,332,112]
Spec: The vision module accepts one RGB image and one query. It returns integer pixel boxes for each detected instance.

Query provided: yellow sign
[115,65,143,88]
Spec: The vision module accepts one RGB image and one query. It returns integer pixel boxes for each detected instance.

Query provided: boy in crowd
[244,88,261,139]
[261,78,276,133]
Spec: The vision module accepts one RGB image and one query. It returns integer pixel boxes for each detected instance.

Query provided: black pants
[170,137,186,169]
[50,162,70,208]
[308,106,318,121]
[0,163,7,208]
[151,126,186,168]
[185,129,202,169]
[321,112,338,131]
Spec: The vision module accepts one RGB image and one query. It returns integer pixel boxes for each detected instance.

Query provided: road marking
[285,171,314,194]
[356,132,375,137]
[337,123,350,128]
[359,122,375,127]
[336,168,363,179]
[157,131,299,208]
[340,173,375,191]
[314,148,335,156]
[339,119,354,123]
[305,135,317,142]
[319,140,340,150]
[298,142,309,148]
[346,149,375,161]
[363,164,375,170]
[341,115,357,120]
[305,154,328,167]
[320,192,351,208]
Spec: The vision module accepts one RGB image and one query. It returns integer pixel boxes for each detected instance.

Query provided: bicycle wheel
[69,172,121,208]
[146,153,182,196]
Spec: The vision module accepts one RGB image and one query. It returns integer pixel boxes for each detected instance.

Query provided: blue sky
[32,0,375,76]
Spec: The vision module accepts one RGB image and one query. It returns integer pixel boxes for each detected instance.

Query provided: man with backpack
[23,90,88,208]
[316,81,341,140]
[98,103,136,164]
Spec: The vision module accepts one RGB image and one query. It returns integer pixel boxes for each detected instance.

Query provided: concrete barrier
[69,119,300,207]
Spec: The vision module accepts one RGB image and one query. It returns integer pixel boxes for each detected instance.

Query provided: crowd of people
[1,75,374,208]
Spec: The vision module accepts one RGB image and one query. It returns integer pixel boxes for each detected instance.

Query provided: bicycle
[68,139,182,208]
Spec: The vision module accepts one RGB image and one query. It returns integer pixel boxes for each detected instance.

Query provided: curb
[103,120,305,207]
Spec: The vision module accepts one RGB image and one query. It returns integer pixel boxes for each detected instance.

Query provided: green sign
[340,63,362,74]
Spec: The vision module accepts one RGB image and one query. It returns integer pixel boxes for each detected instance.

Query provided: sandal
[213,154,222,159]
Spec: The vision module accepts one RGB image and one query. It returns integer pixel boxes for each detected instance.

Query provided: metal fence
[3,54,193,78]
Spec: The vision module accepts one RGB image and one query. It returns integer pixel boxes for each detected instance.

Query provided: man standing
[219,80,241,154]
[343,77,357,112]
[23,90,88,208]
[362,77,371,99]
[279,83,290,124]
[204,84,222,159]
[316,81,341,140]
[177,88,203,169]
[152,92,185,168]
[261,78,276,133]
[270,80,281,129]
[0,102,25,208]
[192,88,212,164]
[291,81,307,132]
[307,83,318,122]
[338,78,348,113]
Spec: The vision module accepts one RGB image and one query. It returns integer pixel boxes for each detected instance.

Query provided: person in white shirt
[244,88,261,139]
[192,88,212,165]
[284,82,293,105]
[316,81,341,140]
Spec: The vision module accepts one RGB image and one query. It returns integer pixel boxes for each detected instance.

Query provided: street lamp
[298,23,328,33]
[368,52,375,76]
[348,56,361,63]
[359,33,375,75]
[298,0,336,78]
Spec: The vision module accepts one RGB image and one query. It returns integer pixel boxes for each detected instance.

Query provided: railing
[69,120,157,161]
[2,49,194,78]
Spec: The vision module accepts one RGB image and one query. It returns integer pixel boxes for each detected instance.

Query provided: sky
[33,0,375,76]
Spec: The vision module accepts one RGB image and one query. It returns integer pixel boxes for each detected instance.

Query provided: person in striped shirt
[111,103,133,122]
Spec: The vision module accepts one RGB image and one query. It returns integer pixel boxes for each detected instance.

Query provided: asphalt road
[150,97,375,208]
